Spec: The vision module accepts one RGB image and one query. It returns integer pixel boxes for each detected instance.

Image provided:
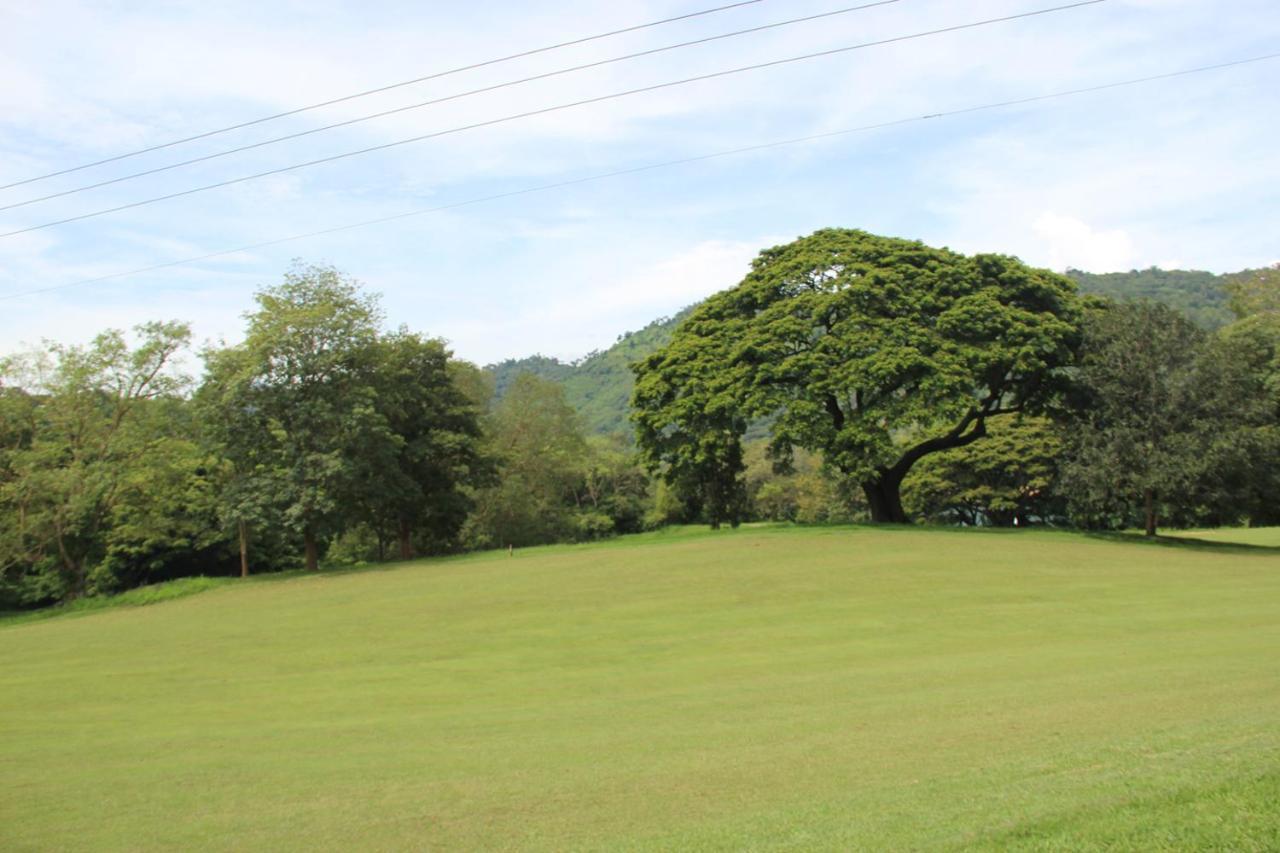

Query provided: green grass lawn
[1170,526,1280,548]
[2,525,1278,850]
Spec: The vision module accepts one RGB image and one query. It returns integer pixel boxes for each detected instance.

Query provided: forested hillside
[490,267,1248,437]
[487,307,693,435]
[1067,267,1242,330]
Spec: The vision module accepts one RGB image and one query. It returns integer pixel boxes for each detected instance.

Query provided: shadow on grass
[1082,529,1280,556]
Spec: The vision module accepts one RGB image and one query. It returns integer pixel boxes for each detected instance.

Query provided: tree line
[0,264,652,607]
[2,234,1277,608]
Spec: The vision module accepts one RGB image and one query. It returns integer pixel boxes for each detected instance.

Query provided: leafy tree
[743,442,855,524]
[579,434,652,535]
[199,262,383,571]
[632,308,750,529]
[93,398,230,591]
[353,331,492,559]
[465,374,591,548]
[197,343,292,578]
[0,322,192,601]
[1060,301,1222,536]
[1208,286,1280,525]
[448,359,496,414]
[902,416,1064,526]
[1225,264,1280,319]
[634,229,1083,523]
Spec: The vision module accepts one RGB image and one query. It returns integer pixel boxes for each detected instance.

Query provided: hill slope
[3,526,1278,850]
[486,307,692,435]
[1067,267,1239,330]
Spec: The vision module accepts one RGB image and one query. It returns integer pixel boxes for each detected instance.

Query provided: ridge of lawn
[2,524,1277,850]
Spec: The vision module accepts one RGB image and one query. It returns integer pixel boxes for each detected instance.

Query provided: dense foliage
[902,416,1065,526]
[633,229,1084,523]
[487,270,1248,442]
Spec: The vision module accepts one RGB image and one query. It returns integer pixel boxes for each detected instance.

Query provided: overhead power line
[0,0,775,192]
[0,0,1107,240]
[0,1,901,212]
[5,51,1272,303]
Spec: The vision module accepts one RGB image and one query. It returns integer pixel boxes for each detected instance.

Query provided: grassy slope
[2,526,1277,851]
[1173,527,1280,548]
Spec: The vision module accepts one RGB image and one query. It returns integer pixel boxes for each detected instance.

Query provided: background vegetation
[2,236,1277,610]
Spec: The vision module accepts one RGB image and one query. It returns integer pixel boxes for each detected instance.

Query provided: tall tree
[196,344,290,578]
[633,229,1083,523]
[200,262,383,571]
[1060,301,1217,536]
[354,331,491,559]
[633,301,762,529]
[1208,287,1280,527]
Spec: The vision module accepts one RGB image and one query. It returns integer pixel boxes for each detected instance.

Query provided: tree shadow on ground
[1082,530,1280,556]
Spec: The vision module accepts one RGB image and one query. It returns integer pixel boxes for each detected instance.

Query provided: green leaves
[0,321,193,602]
[1056,300,1274,533]
[633,229,1083,523]
[199,263,491,567]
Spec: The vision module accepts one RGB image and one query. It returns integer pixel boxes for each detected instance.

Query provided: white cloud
[1032,212,1136,273]
[433,238,763,364]
[586,238,758,314]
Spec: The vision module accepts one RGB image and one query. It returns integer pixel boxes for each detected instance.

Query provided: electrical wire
[4,50,1271,302]
[0,0,774,191]
[0,1,901,212]
[0,0,1108,239]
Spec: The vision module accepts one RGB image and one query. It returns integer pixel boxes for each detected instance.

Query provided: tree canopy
[0,322,193,600]
[633,229,1084,523]
[1058,301,1249,535]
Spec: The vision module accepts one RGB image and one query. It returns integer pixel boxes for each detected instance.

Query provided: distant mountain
[488,267,1249,436]
[486,306,694,436]
[1067,267,1241,330]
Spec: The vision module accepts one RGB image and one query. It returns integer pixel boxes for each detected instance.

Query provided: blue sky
[1,0,1277,365]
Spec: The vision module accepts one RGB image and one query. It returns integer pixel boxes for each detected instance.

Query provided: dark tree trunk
[238,519,249,578]
[1144,488,1157,537]
[56,533,85,599]
[398,519,415,560]
[846,402,998,526]
[862,474,908,524]
[304,527,319,571]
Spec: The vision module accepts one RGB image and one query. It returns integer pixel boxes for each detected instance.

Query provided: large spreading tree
[633,229,1083,523]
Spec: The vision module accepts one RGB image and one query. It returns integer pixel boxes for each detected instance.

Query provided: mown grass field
[2,525,1278,850]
